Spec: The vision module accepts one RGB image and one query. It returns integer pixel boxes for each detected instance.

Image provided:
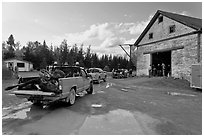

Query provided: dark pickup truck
[7,66,93,106]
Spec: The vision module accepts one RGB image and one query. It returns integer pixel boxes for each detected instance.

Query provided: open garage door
[151,50,171,76]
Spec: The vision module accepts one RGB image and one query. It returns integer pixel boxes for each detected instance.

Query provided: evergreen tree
[77,44,84,67]
[7,34,15,47]
[84,45,92,68]
[6,37,130,71]
[4,34,16,59]
[40,57,47,69]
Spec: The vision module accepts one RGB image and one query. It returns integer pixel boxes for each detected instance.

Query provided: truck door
[74,68,84,93]
[81,69,90,90]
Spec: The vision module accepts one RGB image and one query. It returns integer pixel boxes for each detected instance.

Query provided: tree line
[2,34,133,71]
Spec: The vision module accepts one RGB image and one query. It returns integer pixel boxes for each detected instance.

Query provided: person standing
[148,65,152,78]
[157,64,161,76]
[129,69,132,77]
[152,64,156,76]
[167,65,171,77]
[161,63,166,77]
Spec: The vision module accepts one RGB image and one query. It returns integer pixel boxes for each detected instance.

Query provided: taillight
[59,85,62,90]
[58,79,62,90]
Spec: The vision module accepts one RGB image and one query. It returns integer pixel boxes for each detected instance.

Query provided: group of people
[148,63,171,77]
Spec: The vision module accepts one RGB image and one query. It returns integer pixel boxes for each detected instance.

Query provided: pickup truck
[7,66,93,106]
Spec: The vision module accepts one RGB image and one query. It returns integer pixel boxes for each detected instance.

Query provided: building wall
[4,59,33,72]
[198,33,202,62]
[131,15,201,81]
[139,15,195,45]
[171,34,199,80]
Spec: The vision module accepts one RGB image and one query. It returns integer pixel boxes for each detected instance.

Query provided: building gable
[134,10,202,47]
[138,15,196,45]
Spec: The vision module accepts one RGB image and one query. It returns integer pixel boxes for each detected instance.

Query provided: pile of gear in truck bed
[5,68,66,94]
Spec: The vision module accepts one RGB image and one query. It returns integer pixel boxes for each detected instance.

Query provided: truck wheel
[97,79,100,84]
[87,82,93,94]
[103,76,107,82]
[67,88,76,105]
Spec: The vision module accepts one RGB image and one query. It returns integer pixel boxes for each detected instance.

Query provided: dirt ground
[2,71,40,107]
[2,73,202,135]
[108,77,202,134]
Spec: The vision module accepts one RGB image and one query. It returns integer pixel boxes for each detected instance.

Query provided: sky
[2,2,202,56]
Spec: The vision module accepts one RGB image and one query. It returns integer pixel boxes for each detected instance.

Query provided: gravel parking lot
[2,73,202,135]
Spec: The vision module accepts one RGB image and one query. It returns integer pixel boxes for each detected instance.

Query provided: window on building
[158,16,163,23]
[149,33,153,39]
[17,63,25,68]
[169,25,176,33]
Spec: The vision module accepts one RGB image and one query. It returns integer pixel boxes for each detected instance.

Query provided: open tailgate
[13,90,56,96]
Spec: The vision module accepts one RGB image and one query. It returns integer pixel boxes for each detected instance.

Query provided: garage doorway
[151,50,171,76]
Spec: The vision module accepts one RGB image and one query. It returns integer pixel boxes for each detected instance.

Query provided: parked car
[5,66,93,106]
[123,69,129,78]
[129,69,137,77]
[112,69,123,78]
[88,68,107,83]
[112,69,129,78]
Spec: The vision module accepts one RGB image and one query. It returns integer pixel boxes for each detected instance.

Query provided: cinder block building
[131,10,202,81]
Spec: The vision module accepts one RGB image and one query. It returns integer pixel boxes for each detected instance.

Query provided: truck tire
[103,75,107,82]
[87,82,93,94]
[66,88,76,105]
[97,76,101,84]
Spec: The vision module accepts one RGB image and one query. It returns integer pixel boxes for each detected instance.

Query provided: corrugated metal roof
[134,10,202,46]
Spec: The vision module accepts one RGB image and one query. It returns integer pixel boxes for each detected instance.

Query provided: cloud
[102,37,126,48]
[179,11,190,16]
[124,14,132,18]
[128,21,148,34]
[114,15,153,36]
[49,14,153,55]
[51,23,113,45]
[34,18,39,24]
[124,38,137,44]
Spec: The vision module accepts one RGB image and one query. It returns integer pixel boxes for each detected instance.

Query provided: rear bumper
[13,90,61,104]
[13,90,56,96]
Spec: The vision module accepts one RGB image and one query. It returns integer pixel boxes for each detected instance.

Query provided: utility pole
[119,45,130,58]
[119,43,134,63]
[119,44,137,74]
